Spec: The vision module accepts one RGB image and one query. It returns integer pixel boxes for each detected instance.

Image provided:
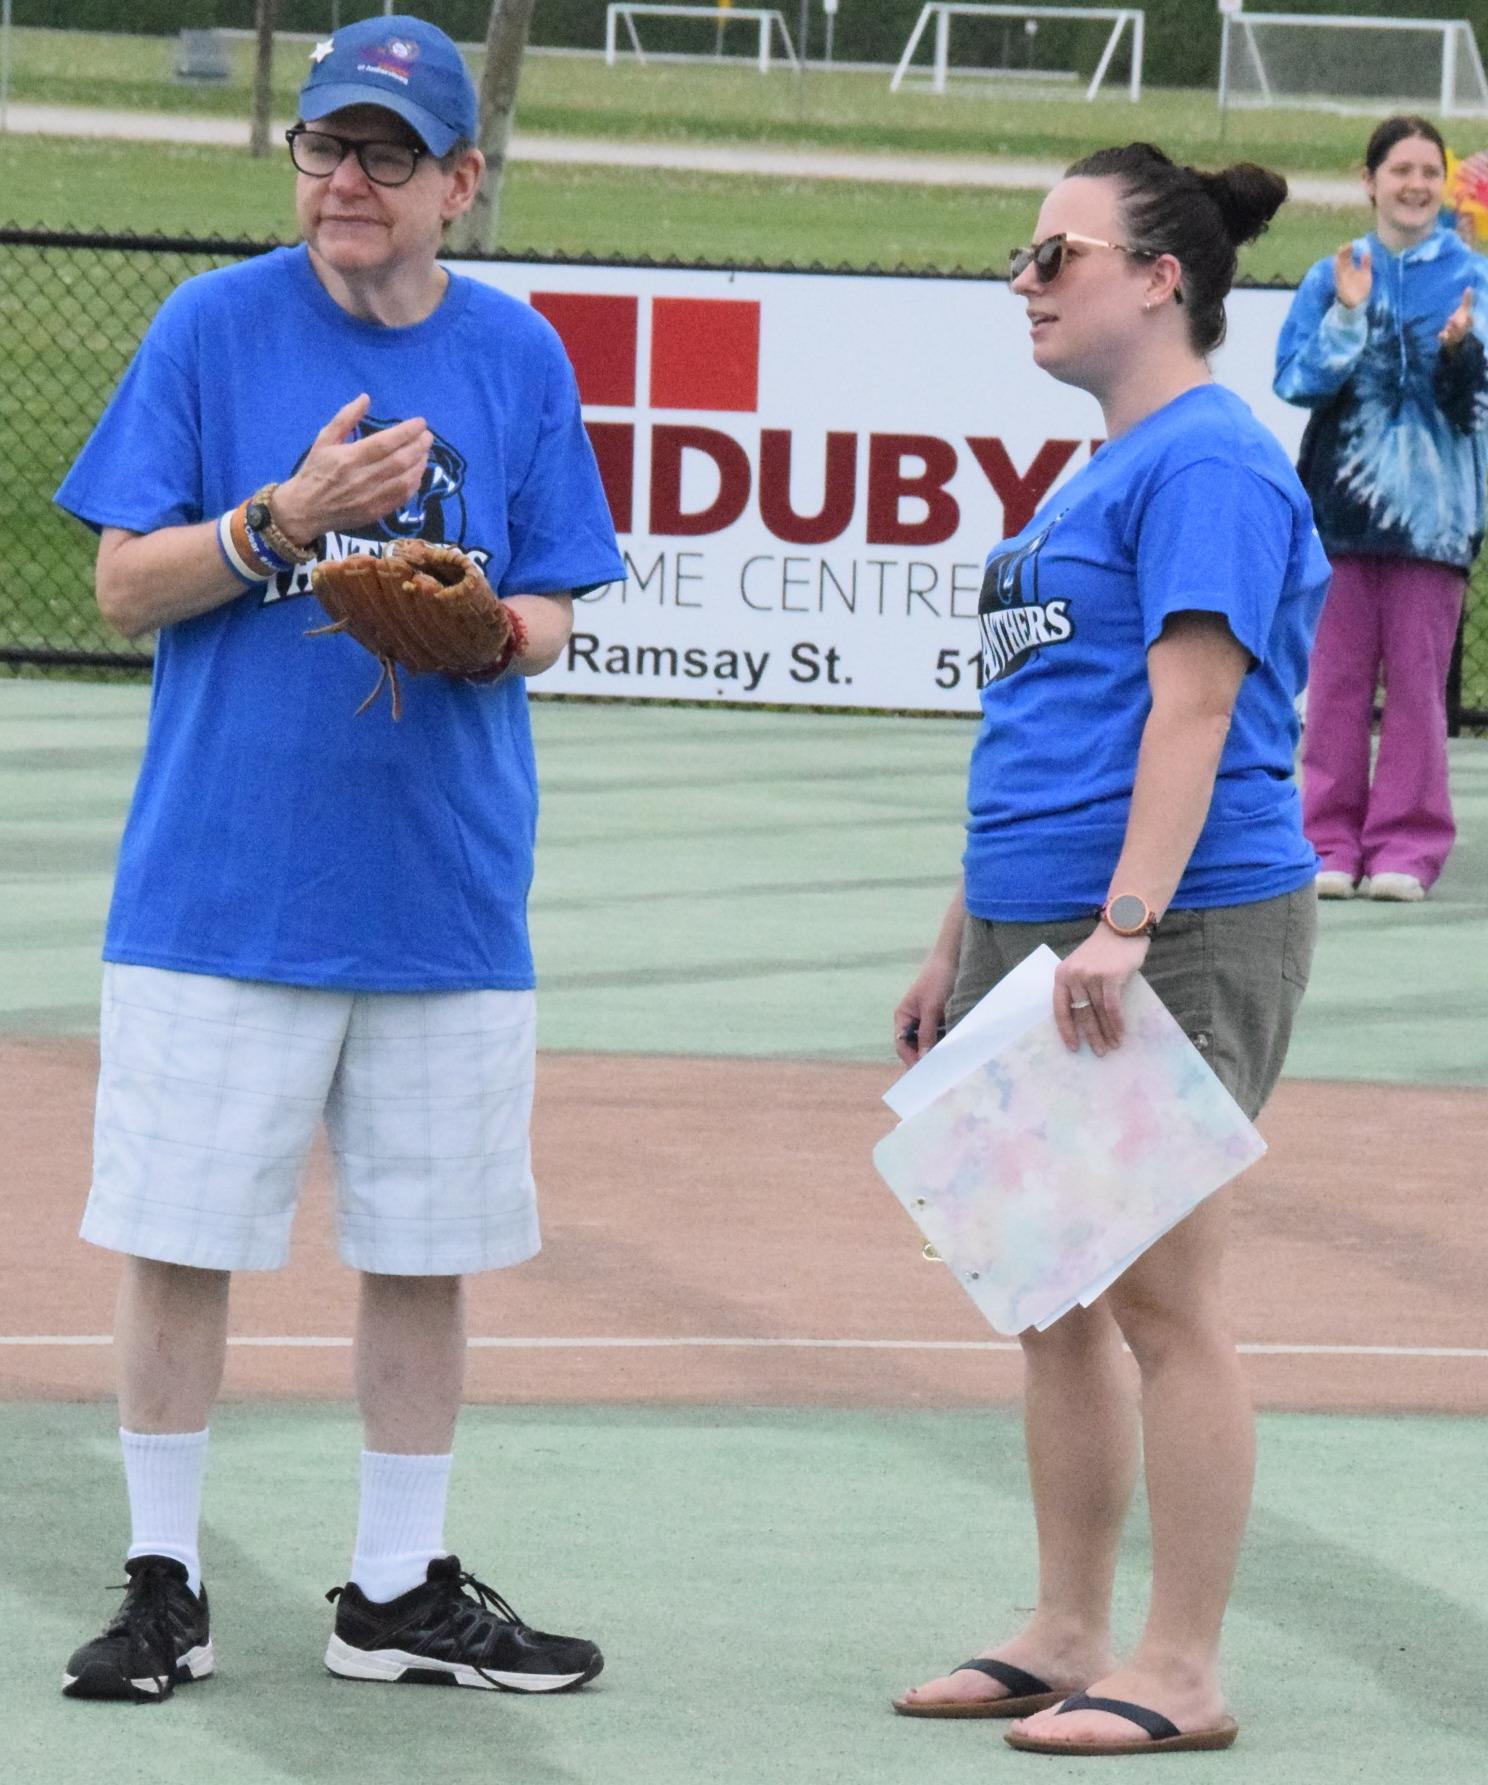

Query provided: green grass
[1,137,300,243]
[0,135,1358,279]
[5,24,1398,175]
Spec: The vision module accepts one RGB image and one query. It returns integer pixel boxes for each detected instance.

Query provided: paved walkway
[0,100,1360,204]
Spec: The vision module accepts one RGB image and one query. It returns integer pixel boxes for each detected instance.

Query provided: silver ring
[1070,999,1092,1011]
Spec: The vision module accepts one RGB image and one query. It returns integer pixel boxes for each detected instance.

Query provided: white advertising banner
[454,259,1303,714]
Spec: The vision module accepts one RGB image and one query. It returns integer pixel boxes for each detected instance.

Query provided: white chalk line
[1,1335,1485,1359]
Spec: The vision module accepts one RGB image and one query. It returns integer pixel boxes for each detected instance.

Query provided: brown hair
[1065,142,1287,353]
[1364,115,1446,176]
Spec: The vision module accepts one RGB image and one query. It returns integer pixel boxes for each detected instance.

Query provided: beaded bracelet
[247,484,319,566]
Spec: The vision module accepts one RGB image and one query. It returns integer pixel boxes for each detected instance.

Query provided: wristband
[217,509,272,585]
[228,503,284,580]
[243,520,294,577]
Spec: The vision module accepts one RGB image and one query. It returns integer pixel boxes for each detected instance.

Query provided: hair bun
[1195,163,1289,246]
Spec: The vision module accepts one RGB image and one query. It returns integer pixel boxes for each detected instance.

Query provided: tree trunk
[249,0,278,159]
[445,0,537,256]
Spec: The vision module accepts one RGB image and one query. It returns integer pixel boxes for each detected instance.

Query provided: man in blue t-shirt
[54,16,623,1705]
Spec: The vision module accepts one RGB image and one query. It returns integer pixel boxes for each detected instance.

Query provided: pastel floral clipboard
[873,969,1265,1335]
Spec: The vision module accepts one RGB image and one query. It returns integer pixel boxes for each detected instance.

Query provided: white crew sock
[349,1450,454,1603]
[120,1427,209,1597]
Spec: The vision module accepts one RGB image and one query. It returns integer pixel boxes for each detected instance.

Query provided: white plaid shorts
[84,964,541,1275]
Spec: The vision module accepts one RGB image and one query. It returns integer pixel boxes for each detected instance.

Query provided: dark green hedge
[16,2,1488,90]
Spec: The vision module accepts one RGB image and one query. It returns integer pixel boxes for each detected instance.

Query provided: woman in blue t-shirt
[890,145,1329,1756]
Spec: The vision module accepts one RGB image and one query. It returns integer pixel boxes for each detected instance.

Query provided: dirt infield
[2,1037,1483,1414]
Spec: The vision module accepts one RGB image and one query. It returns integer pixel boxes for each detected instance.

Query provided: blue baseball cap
[298,15,478,156]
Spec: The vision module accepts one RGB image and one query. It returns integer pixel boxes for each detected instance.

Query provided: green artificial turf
[1,1401,1485,1785]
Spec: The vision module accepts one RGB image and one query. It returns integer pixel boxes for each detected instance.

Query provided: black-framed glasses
[1009,232,1153,285]
[286,125,427,189]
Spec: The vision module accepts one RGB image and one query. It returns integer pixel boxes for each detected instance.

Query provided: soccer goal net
[604,5,800,74]
[1218,11,1488,118]
[890,5,1145,101]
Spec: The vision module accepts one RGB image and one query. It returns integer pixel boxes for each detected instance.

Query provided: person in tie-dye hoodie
[1275,114,1488,902]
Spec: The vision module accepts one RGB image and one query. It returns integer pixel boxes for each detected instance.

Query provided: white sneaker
[1315,870,1358,899]
[1367,872,1426,902]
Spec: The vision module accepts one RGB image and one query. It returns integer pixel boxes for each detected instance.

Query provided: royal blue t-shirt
[963,384,1329,922]
[56,246,624,992]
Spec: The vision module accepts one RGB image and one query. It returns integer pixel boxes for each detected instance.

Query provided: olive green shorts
[946,886,1317,1121]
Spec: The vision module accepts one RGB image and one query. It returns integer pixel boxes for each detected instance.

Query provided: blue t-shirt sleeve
[498,328,623,597]
[55,286,205,535]
[1134,460,1291,667]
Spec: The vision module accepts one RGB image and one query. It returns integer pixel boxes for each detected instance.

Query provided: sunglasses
[1009,231,1174,295]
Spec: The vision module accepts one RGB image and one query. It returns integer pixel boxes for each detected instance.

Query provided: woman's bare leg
[1010,1195,1250,1743]
[898,1300,1139,1708]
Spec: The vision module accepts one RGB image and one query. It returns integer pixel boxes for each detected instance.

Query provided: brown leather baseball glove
[310,540,527,718]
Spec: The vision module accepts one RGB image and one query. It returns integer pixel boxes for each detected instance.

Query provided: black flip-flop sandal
[893,1657,1066,1720]
[1004,1692,1240,1753]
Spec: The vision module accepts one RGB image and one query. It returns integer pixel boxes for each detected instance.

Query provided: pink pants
[1301,553,1465,888]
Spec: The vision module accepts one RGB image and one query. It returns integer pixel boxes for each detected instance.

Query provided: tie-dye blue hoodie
[1274,225,1488,569]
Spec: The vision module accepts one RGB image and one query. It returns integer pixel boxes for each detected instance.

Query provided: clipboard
[874,951,1265,1334]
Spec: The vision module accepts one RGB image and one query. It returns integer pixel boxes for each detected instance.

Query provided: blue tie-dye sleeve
[1431,259,1488,435]
[1274,256,1370,406]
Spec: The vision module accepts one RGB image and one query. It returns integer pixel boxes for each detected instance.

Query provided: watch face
[1107,894,1149,933]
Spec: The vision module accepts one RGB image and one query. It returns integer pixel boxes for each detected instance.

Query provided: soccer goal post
[604,5,800,73]
[890,5,1145,101]
[1218,10,1488,119]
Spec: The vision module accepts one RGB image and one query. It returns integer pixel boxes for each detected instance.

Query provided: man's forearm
[96,522,255,640]
[505,594,574,675]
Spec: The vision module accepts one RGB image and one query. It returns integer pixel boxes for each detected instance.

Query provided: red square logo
[650,298,760,413]
[531,292,638,407]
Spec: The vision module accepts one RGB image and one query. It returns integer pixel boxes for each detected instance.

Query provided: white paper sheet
[884,944,1060,1121]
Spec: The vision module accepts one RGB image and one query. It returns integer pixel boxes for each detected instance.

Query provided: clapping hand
[1333,242,1372,311]
[1440,286,1476,351]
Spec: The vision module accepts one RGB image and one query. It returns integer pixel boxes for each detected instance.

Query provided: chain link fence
[3,227,1485,727]
[1,229,273,670]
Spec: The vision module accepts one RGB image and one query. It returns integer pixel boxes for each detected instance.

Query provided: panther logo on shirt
[977,519,1075,683]
[356,417,469,542]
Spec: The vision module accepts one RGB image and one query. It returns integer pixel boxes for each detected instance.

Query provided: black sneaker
[324,1555,602,1693]
[62,1555,214,1702]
